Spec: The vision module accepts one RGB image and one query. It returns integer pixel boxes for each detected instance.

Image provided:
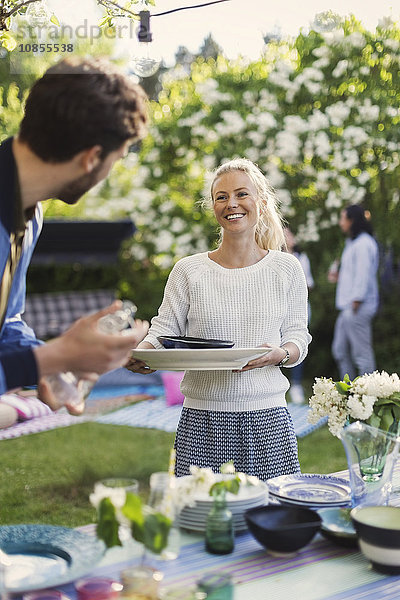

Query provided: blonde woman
[128,158,311,480]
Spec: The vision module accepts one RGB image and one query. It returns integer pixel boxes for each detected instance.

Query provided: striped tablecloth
[52,462,400,600]
[56,528,400,600]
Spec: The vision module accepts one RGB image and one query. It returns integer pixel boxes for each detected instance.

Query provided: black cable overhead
[152,1,231,18]
[97,0,231,19]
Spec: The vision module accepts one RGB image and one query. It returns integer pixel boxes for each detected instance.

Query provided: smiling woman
[208,158,286,258]
[212,171,259,233]
[127,158,311,482]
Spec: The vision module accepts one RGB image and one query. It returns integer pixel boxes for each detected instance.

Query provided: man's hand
[34,301,149,379]
[37,372,98,416]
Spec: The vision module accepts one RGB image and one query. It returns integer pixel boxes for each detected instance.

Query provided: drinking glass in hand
[43,300,137,408]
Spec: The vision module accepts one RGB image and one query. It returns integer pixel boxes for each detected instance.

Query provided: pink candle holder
[75,577,123,600]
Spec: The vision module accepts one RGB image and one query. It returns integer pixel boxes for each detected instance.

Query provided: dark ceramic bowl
[351,506,400,574]
[157,336,234,349]
[245,505,321,555]
[318,507,358,548]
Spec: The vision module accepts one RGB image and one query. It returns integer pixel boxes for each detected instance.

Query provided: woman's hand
[236,343,299,371]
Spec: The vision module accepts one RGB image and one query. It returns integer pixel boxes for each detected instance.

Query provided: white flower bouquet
[174,461,260,511]
[308,371,400,437]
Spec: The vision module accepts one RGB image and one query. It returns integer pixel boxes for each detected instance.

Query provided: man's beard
[57,162,104,205]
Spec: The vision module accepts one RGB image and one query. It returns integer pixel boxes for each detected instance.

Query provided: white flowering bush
[48,17,400,333]
[52,18,399,255]
[308,371,400,437]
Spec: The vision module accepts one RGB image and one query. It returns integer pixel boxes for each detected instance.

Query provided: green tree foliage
[0,0,153,49]
[0,80,24,140]
[81,17,400,372]
[199,33,223,60]
[0,0,60,50]
[2,16,400,375]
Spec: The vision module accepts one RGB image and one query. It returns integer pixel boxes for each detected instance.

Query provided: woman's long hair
[207,158,286,251]
[345,204,374,239]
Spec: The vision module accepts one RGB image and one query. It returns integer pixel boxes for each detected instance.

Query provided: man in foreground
[0,57,150,413]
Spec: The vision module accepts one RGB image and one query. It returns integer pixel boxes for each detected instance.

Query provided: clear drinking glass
[93,477,139,544]
[159,585,207,600]
[43,300,137,408]
[97,478,139,494]
[120,566,163,600]
[197,571,234,600]
[147,472,180,560]
[340,421,400,507]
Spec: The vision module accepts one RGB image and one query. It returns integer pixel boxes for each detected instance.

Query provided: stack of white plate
[177,479,268,532]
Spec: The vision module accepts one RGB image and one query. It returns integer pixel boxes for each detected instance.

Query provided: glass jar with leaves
[90,484,171,600]
[204,477,240,555]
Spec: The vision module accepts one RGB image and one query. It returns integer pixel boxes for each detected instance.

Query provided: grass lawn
[0,422,347,527]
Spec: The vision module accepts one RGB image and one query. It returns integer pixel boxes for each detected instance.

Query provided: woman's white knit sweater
[144,250,311,412]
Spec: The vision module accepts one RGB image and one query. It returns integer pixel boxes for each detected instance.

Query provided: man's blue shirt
[0,137,43,391]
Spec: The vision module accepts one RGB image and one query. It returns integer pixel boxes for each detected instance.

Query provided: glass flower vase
[340,421,400,507]
[205,488,234,555]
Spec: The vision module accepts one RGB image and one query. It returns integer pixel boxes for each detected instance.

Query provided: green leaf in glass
[97,497,121,548]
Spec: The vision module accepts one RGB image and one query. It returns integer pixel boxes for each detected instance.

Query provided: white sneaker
[290,384,305,405]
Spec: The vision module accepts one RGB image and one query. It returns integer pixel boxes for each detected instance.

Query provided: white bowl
[351,506,400,574]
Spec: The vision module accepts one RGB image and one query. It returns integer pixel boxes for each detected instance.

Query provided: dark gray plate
[158,336,234,349]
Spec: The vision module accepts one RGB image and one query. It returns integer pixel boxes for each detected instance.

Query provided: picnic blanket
[95,397,325,438]
[0,368,326,440]
[0,386,161,441]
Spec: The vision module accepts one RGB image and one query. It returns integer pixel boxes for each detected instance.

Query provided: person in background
[331,204,379,379]
[0,57,150,415]
[284,228,314,404]
[127,158,311,481]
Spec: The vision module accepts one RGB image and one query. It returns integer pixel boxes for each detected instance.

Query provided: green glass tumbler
[197,572,233,600]
[205,488,234,555]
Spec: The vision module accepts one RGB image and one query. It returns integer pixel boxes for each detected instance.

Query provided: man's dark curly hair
[19,57,148,162]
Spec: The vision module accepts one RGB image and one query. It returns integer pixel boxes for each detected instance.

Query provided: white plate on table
[177,477,268,532]
[0,524,104,594]
[267,474,351,508]
[179,514,250,533]
[131,347,272,371]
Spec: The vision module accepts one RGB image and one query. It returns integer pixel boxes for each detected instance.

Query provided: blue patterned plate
[0,524,104,593]
[267,474,351,507]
